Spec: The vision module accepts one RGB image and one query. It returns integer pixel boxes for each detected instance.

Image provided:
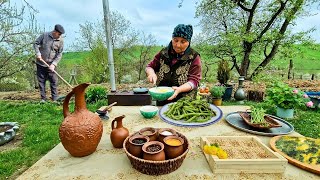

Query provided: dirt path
[0,88,70,101]
[0,80,319,101]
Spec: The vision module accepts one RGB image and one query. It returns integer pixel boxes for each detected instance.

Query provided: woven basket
[238,112,282,129]
[123,131,189,175]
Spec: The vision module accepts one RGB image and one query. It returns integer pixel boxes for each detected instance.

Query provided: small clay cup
[142,141,165,161]
[158,128,177,143]
[163,136,184,159]
[139,127,157,141]
[128,135,150,158]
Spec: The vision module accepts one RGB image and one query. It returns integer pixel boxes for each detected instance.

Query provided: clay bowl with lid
[158,128,177,143]
[139,127,157,141]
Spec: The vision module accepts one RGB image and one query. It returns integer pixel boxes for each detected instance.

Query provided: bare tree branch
[23,0,39,13]
[253,0,288,43]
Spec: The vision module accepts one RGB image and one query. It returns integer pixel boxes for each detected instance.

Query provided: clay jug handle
[63,90,75,118]
[111,119,117,130]
[111,115,125,130]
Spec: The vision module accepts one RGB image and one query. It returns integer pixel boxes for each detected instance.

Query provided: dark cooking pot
[133,87,149,94]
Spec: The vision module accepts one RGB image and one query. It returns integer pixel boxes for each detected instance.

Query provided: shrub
[209,85,226,98]
[266,82,313,109]
[85,86,107,103]
[217,59,231,85]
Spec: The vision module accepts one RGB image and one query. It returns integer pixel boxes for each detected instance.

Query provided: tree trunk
[288,59,293,79]
[240,41,252,77]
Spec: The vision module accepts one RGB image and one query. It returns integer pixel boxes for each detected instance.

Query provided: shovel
[39,59,74,102]
[39,58,73,89]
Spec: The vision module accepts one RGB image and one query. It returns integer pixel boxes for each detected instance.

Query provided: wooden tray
[225,112,294,136]
[200,136,287,174]
[238,112,282,129]
[270,136,320,175]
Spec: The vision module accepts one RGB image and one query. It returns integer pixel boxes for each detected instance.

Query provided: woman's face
[172,37,189,54]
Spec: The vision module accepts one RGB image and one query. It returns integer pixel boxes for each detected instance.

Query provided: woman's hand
[147,73,157,85]
[146,68,157,85]
[167,86,180,100]
[167,83,193,101]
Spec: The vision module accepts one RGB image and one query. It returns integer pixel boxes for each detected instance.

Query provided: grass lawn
[0,99,319,179]
[0,100,105,179]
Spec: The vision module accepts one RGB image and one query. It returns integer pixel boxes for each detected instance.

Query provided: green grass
[293,44,320,72]
[0,100,106,179]
[274,44,320,74]
[60,51,91,66]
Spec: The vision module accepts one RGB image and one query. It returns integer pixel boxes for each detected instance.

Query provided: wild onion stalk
[250,107,266,124]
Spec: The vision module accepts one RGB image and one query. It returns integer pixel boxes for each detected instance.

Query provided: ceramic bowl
[142,141,165,161]
[163,136,185,159]
[140,106,158,119]
[139,127,158,141]
[158,128,177,143]
[128,135,150,158]
[148,87,174,101]
[0,122,19,146]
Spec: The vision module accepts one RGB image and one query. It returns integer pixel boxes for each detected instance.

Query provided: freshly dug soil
[0,83,154,101]
[0,80,319,101]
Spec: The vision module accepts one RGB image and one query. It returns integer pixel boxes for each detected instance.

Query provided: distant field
[59,44,320,80]
[59,51,91,66]
[270,44,320,74]
[290,44,320,74]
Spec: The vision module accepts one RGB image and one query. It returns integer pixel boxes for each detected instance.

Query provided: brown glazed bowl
[163,136,185,159]
[158,128,177,143]
[142,141,165,161]
[128,135,150,158]
[139,127,157,141]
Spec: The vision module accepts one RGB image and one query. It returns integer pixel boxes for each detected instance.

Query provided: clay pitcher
[59,83,103,157]
[110,115,129,148]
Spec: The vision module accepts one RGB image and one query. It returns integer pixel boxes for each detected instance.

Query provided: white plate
[159,102,223,127]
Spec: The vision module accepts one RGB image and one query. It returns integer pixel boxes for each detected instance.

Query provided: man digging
[33,24,65,103]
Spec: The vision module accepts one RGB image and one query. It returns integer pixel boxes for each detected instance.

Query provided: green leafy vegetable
[164,97,216,123]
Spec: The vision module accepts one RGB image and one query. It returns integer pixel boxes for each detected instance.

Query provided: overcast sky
[11,0,320,51]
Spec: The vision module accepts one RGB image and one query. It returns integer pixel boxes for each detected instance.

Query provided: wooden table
[17,106,318,180]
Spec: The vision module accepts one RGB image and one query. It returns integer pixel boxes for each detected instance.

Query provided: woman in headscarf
[146,24,202,105]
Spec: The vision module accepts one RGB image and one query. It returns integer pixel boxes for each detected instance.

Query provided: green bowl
[140,106,159,119]
[149,87,174,101]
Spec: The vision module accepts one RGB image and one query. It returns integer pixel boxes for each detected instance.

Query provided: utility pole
[102,0,116,92]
